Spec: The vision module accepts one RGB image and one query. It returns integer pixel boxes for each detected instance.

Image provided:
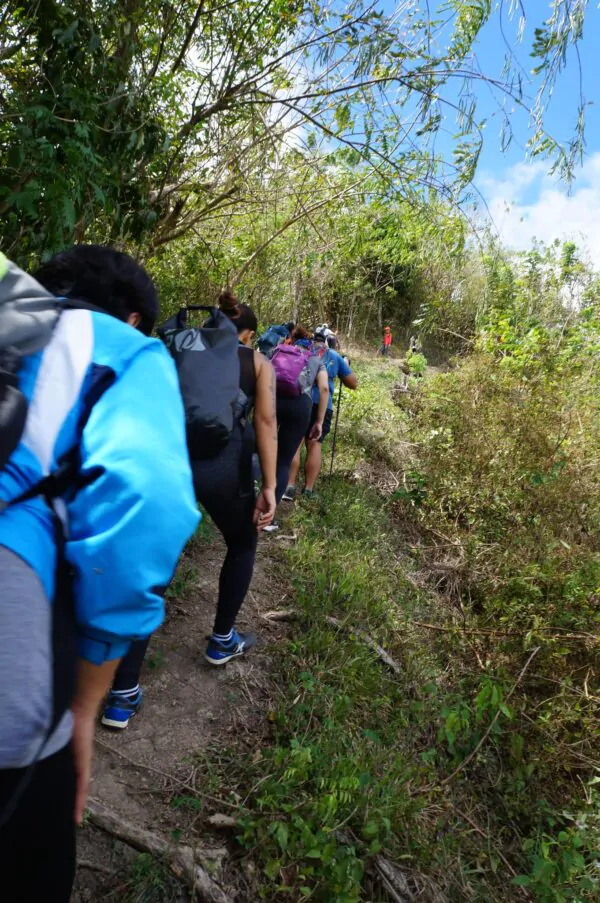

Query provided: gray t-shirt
[0,545,72,768]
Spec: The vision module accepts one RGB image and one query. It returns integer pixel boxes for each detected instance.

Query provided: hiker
[283,331,357,500]
[409,334,422,354]
[262,327,328,532]
[102,292,276,728]
[189,293,277,663]
[380,325,393,356]
[314,322,339,349]
[0,247,199,901]
[257,320,295,355]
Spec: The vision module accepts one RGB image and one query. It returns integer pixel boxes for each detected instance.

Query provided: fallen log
[374,855,414,902]
[261,608,300,622]
[326,616,403,675]
[261,610,403,675]
[85,798,233,903]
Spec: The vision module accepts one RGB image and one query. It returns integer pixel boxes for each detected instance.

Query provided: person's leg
[303,439,323,491]
[102,638,149,729]
[287,443,303,488]
[112,638,151,691]
[275,396,312,503]
[212,510,258,636]
[194,433,259,663]
[0,742,76,902]
[303,408,332,492]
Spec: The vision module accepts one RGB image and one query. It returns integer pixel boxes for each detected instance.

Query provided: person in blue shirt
[282,331,357,499]
[0,246,199,901]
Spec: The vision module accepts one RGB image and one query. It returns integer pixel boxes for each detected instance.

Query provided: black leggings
[193,431,258,635]
[113,430,258,688]
[113,636,150,691]
[275,394,312,503]
[0,742,76,902]
[113,428,258,690]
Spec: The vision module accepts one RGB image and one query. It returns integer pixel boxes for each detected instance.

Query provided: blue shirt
[311,348,352,410]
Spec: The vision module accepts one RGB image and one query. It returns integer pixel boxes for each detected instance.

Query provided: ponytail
[218,289,258,334]
[218,289,239,315]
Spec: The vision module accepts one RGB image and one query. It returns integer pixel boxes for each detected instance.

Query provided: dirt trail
[74,528,290,902]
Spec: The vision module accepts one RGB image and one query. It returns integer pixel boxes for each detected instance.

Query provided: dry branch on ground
[85,798,233,903]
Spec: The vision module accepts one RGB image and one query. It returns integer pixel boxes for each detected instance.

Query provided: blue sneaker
[101,689,143,730]
[205,630,257,666]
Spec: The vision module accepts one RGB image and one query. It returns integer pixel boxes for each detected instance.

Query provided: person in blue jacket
[0,246,199,901]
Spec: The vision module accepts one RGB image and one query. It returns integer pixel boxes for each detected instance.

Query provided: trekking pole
[329,380,343,477]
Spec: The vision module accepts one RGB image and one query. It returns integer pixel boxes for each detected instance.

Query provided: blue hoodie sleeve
[65,343,200,664]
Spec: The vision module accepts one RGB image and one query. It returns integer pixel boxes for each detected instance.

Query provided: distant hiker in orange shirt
[380,325,393,356]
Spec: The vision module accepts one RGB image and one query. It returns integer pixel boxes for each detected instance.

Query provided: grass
[174,350,599,901]
[109,853,183,903]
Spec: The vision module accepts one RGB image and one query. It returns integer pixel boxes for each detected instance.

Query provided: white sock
[212,630,233,644]
[112,684,139,697]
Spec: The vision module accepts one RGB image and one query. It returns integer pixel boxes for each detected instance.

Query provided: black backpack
[158,305,246,460]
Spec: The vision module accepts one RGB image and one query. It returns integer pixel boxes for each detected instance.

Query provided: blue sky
[467,1,600,261]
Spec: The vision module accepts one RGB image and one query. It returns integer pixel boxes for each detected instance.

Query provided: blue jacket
[0,306,200,664]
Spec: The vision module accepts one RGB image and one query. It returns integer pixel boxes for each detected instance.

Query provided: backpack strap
[0,455,75,514]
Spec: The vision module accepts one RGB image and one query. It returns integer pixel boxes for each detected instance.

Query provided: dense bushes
[394,311,600,898]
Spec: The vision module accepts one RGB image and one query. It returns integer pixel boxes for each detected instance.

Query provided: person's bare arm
[253,352,277,527]
[341,372,358,390]
[71,657,121,823]
[309,369,329,441]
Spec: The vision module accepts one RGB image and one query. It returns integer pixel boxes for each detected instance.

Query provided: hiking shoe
[262,521,280,533]
[302,489,317,500]
[101,689,143,730]
[281,485,296,502]
[205,630,257,666]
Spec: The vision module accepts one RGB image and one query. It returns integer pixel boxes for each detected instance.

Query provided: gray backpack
[0,254,59,471]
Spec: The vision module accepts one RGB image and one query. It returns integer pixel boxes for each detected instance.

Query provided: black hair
[218,290,258,334]
[33,245,159,336]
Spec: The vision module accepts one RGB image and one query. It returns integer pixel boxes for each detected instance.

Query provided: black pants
[113,635,150,691]
[113,430,258,688]
[193,430,258,635]
[0,742,76,902]
[275,394,312,502]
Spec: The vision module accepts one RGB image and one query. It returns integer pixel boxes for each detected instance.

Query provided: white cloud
[478,153,600,267]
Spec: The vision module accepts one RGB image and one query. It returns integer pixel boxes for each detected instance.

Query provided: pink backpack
[271,345,313,397]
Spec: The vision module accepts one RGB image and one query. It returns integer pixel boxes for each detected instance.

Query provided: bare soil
[73,527,292,902]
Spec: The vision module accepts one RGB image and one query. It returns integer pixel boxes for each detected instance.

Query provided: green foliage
[231,483,430,901]
[1,0,591,282]
[119,853,182,903]
[173,336,599,900]
[514,786,600,901]
[331,355,409,467]
[406,351,427,375]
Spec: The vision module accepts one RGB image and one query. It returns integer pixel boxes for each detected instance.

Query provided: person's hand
[253,487,276,530]
[309,420,323,441]
[71,703,96,824]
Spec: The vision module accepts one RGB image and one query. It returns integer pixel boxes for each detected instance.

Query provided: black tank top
[238,344,256,409]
